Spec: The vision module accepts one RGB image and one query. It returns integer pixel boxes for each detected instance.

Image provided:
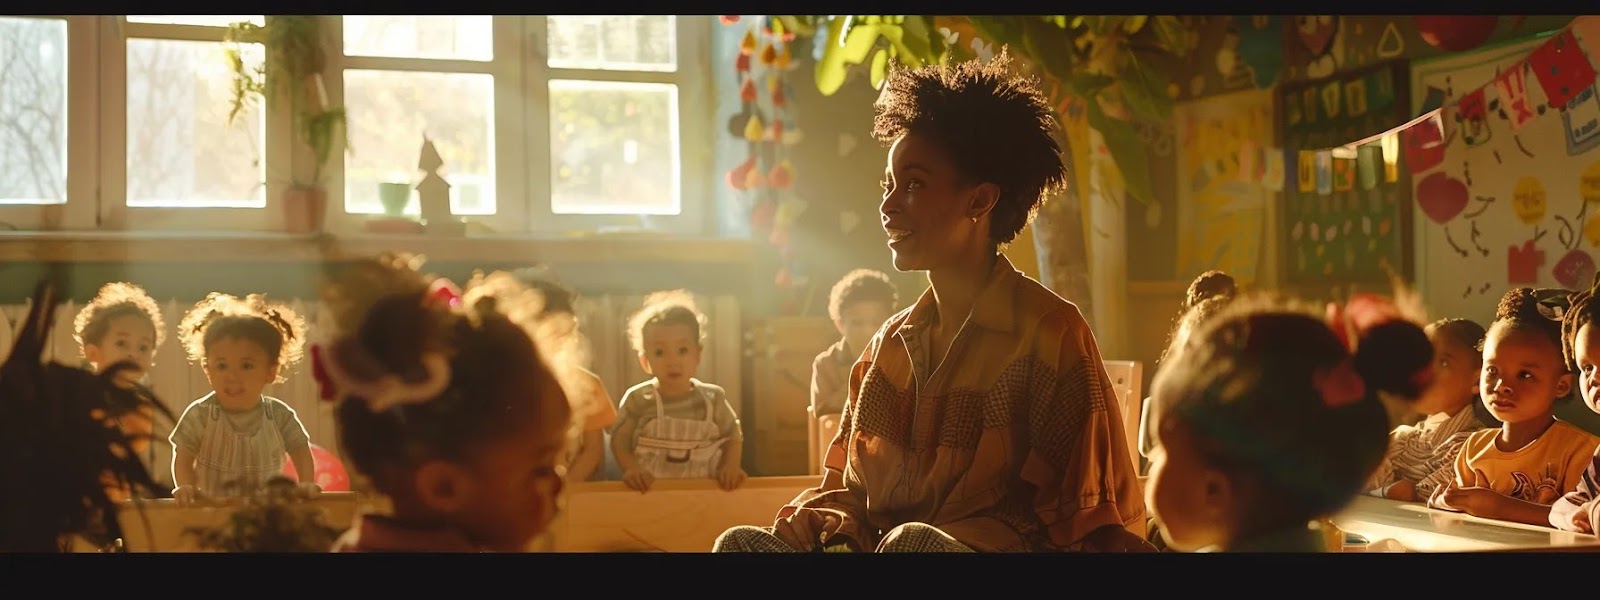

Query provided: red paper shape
[1553,249,1598,290]
[751,198,776,230]
[1416,171,1469,224]
[726,157,756,191]
[1495,64,1537,129]
[1402,117,1446,174]
[735,53,751,72]
[740,79,757,102]
[280,444,351,492]
[1508,239,1546,284]
[1413,16,1499,52]
[1458,88,1487,121]
[1528,30,1598,109]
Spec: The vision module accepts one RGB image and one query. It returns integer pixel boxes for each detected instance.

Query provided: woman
[713,51,1150,552]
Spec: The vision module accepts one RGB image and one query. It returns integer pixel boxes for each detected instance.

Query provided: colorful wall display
[1410,19,1600,325]
[1174,88,1277,286]
[1280,61,1414,285]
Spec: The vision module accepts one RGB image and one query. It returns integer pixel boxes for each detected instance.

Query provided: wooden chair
[1101,360,1143,470]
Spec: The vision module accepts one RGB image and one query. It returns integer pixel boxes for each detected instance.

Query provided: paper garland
[1292,16,1600,191]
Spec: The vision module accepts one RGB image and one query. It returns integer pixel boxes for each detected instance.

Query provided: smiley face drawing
[1513,176,1547,226]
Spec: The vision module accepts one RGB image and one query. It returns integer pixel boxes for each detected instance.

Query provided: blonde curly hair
[73,282,167,355]
[176,292,306,384]
[626,289,706,355]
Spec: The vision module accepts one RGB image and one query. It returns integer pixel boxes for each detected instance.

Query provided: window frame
[0,15,99,230]
[1,15,716,237]
[97,16,295,232]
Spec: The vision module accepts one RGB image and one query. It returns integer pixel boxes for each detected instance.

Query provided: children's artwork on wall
[1411,22,1600,325]
[1125,116,1179,281]
[1174,88,1275,286]
[1280,61,1414,286]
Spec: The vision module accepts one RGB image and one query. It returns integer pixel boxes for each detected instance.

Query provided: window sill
[0,230,758,266]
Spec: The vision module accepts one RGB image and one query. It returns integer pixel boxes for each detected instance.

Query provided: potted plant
[0,280,176,552]
[223,16,348,234]
[184,476,345,552]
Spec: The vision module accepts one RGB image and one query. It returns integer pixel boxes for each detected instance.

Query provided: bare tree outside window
[0,17,68,205]
[125,39,266,208]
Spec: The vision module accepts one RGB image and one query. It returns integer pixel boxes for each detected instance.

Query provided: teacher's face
[878,133,988,273]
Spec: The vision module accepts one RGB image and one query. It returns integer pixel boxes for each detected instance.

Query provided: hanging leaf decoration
[774,14,1187,206]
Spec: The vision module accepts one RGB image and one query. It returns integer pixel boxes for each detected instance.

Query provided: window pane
[550,80,678,215]
[0,17,67,205]
[344,70,495,216]
[547,16,675,72]
[125,16,264,27]
[343,16,492,61]
[126,39,266,208]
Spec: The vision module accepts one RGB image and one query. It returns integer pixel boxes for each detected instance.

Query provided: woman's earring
[970,216,978,223]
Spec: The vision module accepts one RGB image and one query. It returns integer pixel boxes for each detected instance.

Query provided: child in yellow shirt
[1428,288,1600,527]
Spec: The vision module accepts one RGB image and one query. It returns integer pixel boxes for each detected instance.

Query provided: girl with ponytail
[1144,291,1433,551]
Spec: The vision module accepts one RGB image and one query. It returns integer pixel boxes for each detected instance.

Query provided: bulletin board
[1280,61,1415,286]
[1173,88,1276,287]
[1409,29,1600,326]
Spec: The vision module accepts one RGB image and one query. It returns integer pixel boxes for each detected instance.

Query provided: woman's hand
[622,468,655,493]
[297,481,322,499]
[772,509,843,552]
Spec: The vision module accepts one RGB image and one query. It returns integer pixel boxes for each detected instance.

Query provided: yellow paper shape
[744,114,765,142]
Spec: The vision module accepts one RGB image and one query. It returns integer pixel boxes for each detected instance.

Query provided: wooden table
[1331,496,1600,552]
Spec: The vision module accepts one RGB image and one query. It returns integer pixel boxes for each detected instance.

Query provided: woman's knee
[712,525,794,552]
[877,522,972,552]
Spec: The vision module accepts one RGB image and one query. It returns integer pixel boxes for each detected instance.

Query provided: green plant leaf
[815,20,881,95]
[1019,18,1077,83]
[870,47,889,89]
[1068,72,1116,97]
[1150,16,1188,53]
[1086,99,1155,206]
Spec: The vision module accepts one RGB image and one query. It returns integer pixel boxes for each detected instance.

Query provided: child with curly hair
[168,293,314,504]
[314,253,577,552]
[1428,288,1600,527]
[611,290,746,492]
[1145,291,1433,551]
[1551,277,1600,532]
[73,282,168,499]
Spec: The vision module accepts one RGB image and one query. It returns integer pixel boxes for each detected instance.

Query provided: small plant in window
[183,476,344,552]
[223,16,348,233]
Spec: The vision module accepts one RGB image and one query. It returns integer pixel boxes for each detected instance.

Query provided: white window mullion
[62,15,100,230]
[488,16,528,235]
[524,16,555,233]
[96,16,128,229]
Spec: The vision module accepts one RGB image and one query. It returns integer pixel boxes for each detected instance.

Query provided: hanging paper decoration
[1413,16,1500,53]
[1564,85,1600,155]
[1494,64,1538,129]
[1527,30,1596,109]
[722,16,807,314]
[1314,150,1333,195]
[1401,114,1446,175]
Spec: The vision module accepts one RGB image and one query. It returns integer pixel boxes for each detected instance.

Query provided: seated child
[72,282,168,500]
[1428,288,1600,527]
[315,255,576,552]
[1552,278,1600,532]
[1145,292,1430,552]
[168,292,316,504]
[611,290,746,492]
[519,272,618,483]
[1141,270,1237,460]
[811,269,898,464]
[1366,318,1495,502]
